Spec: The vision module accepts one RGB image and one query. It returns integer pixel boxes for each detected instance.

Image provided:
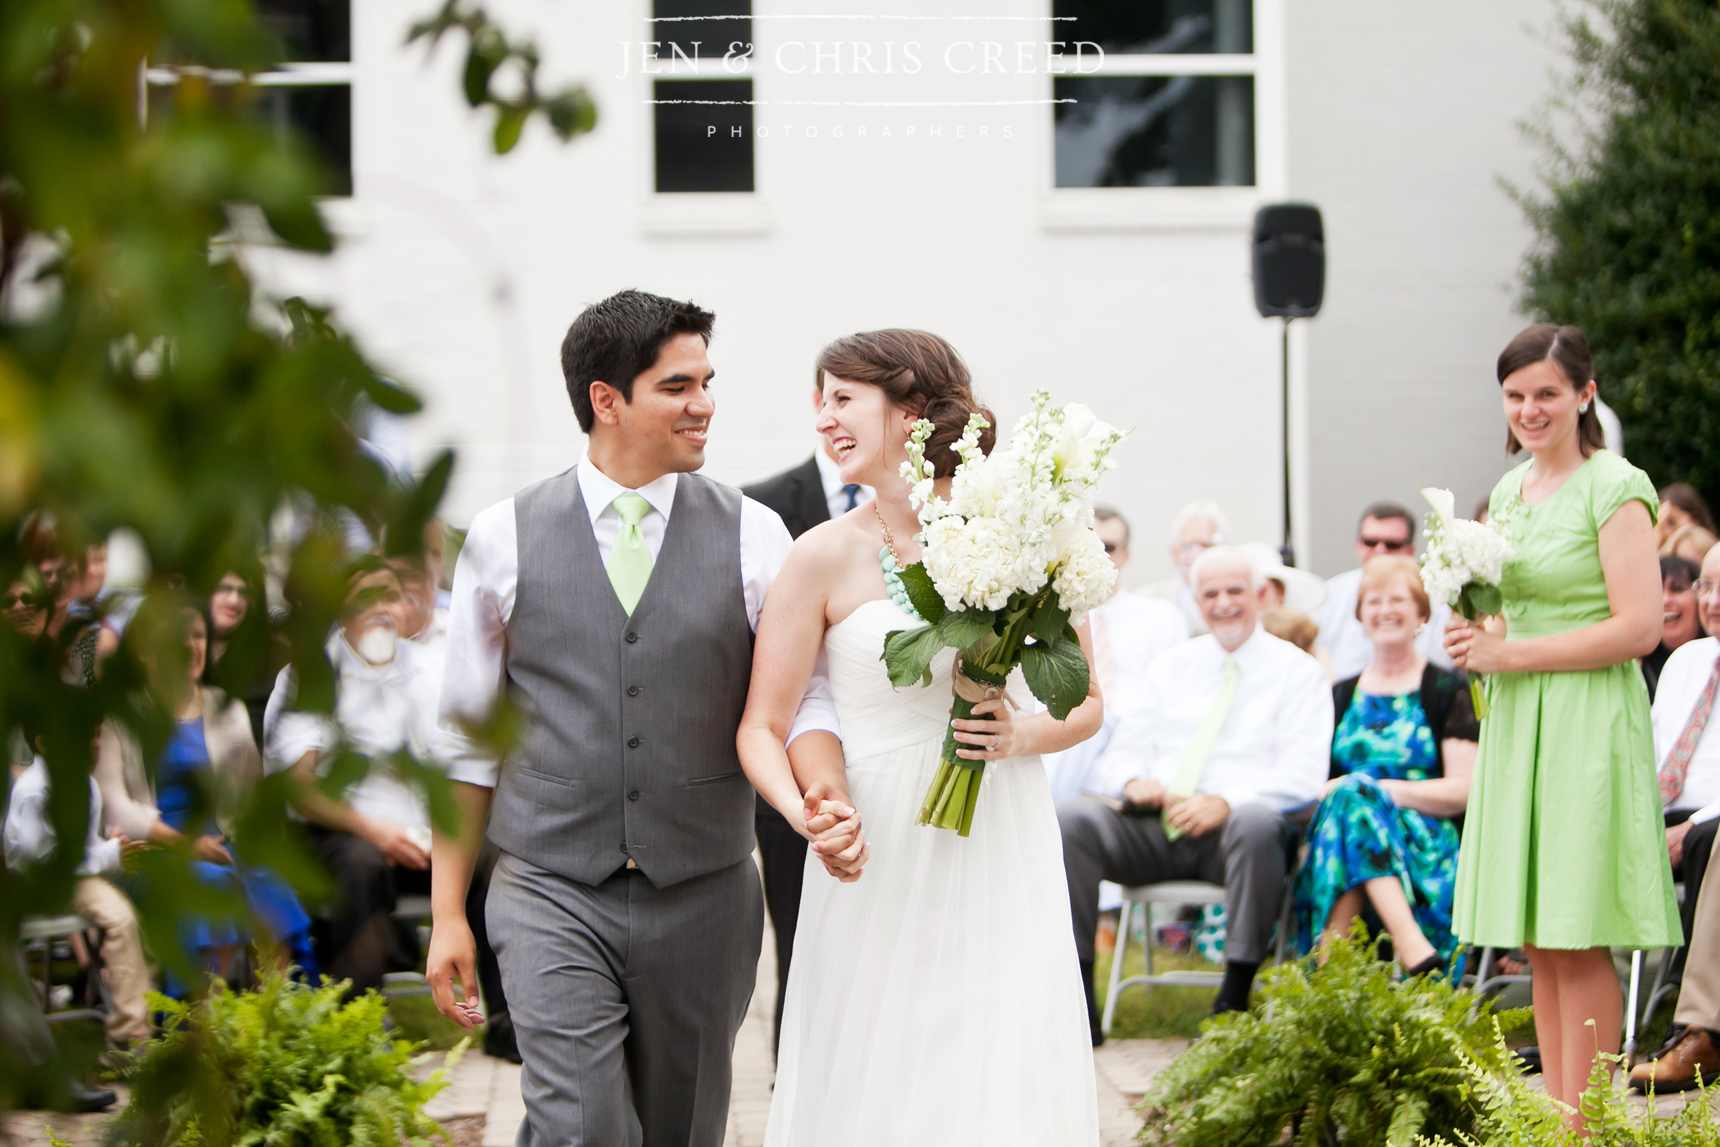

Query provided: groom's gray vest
[487,469,756,888]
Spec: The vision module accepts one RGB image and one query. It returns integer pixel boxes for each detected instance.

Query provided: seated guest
[1060,544,1332,1041]
[203,567,276,747]
[95,594,319,993]
[1644,555,1703,699]
[1658,482,1717,550]
[1043,506,1189,807]
[1139,500,1228,636]
[266,559,444,997]
[1654,543,1720,959]
[1242,542,1334,679]
[4,721,153,1052]
[1292,557,1478,975]
[1630,770,1720,1093]
[1312,503,1453,681]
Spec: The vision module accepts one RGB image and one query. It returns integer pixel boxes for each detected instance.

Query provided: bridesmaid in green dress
[1448,323,1681,1123]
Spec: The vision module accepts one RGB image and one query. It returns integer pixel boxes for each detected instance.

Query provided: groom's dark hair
[561,289,716,433]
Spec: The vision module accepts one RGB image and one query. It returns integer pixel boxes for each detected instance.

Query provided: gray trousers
[488,853,764,1147]
[1058,798,1297,965]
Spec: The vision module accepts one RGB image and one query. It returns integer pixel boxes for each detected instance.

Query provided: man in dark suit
[742,427,865,1055]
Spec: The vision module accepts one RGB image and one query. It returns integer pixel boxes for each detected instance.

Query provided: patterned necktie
[843,484,861,512]
[607,493,654,615]
[1661,653,1720,805]
[1163,655,1239,843]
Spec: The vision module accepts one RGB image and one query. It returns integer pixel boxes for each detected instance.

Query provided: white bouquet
[883,390,1127,835]
[1418,487,1514,718]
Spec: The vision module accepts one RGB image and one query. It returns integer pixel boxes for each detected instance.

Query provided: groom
[427,289,852,1146]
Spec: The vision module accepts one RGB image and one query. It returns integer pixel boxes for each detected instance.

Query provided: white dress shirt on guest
[265,633,444,849]
[813,446,873,521]
[1043,593,1190,807]
[4,757,122,875]
[1313,567,1453,682]
[1094,626,1333,812]
[1654,636,1720,825]
[438,456,840,788]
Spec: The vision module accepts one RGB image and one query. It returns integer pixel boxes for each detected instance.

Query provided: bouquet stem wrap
[918,661,1016,837]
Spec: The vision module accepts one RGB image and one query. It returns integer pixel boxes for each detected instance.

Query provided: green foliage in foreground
[106,972,460,1147]
[1516,0,1720,506]
[1137,931,1525,1147]
[1432,1047,1720,1147]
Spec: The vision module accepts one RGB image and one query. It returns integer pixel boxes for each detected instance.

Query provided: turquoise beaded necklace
[876,504,924,622]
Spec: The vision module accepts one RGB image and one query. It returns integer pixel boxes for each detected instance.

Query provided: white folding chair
[382,893,435,999]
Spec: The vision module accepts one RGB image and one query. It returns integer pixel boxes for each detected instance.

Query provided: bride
[737,329,1104,1146]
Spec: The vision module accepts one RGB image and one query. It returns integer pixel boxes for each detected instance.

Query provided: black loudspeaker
[1252,204,1325,318]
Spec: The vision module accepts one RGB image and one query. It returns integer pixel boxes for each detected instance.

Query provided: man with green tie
[425,290,856,1147]
[1059,544,1332,1043]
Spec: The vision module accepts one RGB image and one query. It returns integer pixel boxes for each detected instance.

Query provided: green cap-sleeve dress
[1451,449,1682,950]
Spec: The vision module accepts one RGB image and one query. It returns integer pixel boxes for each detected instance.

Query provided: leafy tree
[0,0,589,1121]
[1516,0,1720,506]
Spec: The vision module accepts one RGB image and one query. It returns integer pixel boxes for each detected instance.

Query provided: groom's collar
[577,456,679,526]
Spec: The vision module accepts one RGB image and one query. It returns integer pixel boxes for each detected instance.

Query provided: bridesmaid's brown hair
[1498,323,1606,457]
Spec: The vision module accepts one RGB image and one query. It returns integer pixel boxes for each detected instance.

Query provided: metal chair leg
[1102,900,1129,1036]
[1624,949,1644,1065]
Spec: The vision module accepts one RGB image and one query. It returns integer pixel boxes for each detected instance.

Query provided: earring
[1415,622,1427,638]
[1580,402,1591,414]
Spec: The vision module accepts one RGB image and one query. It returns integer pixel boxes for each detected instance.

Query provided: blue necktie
[843,484,861,512]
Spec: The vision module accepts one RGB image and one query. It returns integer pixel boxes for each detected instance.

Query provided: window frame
[634,0,770,237]
[1039,0,1285,232]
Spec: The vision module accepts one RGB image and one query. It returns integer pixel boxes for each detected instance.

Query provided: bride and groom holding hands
[426,290,1105,1145]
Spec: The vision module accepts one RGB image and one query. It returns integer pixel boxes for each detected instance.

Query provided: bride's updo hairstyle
[814,329,996,479]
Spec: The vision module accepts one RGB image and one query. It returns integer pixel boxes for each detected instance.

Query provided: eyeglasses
[1102,542,1119,555]
[1696,579,1720,598]
[1,594,28,609]
[1358,536,1413,553]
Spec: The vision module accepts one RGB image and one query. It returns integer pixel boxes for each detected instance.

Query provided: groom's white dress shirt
[1094,626,1332,813]
[438,457,839,787]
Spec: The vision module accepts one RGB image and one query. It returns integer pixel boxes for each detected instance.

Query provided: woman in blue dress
[98,596,319,992]
[1293,556,1479,974]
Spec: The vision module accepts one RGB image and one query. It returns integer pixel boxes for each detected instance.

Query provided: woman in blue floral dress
[1294,556,1479,975]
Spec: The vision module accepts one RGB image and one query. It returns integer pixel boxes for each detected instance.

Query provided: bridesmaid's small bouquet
[882,390,1126,836]
[1418,486,1514,718]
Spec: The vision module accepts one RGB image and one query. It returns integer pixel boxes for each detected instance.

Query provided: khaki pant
[71,877,151,1046]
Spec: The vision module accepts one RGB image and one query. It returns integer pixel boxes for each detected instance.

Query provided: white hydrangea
[1051,528,1116,622]
[901,390,1128,616]
[923,515,1021,612]
[1418,486,1513,608]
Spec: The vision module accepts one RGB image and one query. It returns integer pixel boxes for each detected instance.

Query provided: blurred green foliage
[0,0,589,1130]
[1516,0,1720,507]
[110,971,460,1146]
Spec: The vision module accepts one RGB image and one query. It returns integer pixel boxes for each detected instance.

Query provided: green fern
[104,970,463,1147]
[1138,926,1526,1147]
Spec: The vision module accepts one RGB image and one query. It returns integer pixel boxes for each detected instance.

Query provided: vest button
[627,685,640,697]
[628,789,640,801]
[625,631,638,643]
[628,736,641,748]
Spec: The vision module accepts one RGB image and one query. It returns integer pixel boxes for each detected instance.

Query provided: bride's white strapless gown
[765,599,1100,1146]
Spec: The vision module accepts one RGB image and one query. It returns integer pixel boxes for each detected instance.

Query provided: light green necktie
[607,492,654,614]
[1163,655,1239,843]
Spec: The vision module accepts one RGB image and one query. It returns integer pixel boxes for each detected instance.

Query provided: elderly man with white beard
[1059,544,1332,1043]
[264,559,447,997]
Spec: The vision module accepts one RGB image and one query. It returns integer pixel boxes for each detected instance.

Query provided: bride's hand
[804,781,868,882]
[953,698,1017,761]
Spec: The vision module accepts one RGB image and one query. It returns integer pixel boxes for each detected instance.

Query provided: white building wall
[240,0,1312,588]
[1288,1,1561,575]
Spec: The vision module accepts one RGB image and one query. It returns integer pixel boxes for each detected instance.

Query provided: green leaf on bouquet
[896,562,947,624]
[1032,596,1073,647]
[1021,638,1090,721]
[1461,581,1503,620]
[937,607,996,651]
[883,624,946,689]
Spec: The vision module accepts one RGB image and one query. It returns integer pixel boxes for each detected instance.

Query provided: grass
[1095,938,1225,1040]
[387,993,481,1050]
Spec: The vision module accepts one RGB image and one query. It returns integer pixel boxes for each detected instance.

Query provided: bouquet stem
[917,666,1010,837]
[1469,673,1490,720]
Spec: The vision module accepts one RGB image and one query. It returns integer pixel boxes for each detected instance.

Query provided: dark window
[1054,75,1254,187]
[1053,0,1253,54]
[255,0,352,63]
[654,79,753,193]
[256,85,352,196]
[654,0,752,61]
